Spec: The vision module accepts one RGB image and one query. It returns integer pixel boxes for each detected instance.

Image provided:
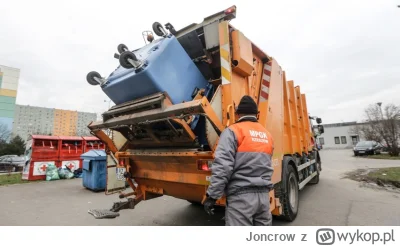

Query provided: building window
[351,136,359,145]
[319,137,324,145]
[334,137,340,144]
[341,136,347,144]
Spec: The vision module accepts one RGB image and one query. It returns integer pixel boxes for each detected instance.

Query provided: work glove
[203,195,217,215]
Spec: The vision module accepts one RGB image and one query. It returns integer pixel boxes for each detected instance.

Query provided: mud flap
[105,152,126,195]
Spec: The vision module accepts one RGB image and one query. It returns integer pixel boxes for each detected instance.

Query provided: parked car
[380,143,389,152]
[353,141,382,156]
[0,155,18,161]
[0,156,26,172]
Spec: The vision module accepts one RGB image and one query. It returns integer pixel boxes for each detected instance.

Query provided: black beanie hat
[236,96,258,115]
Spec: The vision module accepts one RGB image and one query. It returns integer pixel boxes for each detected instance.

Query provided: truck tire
[309,152,321,185]
[309,173,319,184]
[280,165,299,221]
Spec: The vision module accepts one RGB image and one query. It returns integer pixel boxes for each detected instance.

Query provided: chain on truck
[84,5,325,220]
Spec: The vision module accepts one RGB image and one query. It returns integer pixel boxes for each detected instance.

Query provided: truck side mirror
[316,118,322,124]
[318,125,324,134]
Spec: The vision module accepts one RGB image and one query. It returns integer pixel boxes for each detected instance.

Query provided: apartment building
[0,65,20,134]
[12,105,96,141]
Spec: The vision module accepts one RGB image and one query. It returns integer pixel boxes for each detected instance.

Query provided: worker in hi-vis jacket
[203,95,274,226]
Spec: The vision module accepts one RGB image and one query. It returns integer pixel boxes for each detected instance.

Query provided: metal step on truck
[85,5,325,221]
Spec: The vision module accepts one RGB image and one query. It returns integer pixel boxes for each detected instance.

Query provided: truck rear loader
[85,5,325,221]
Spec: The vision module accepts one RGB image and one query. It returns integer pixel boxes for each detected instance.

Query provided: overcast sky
[1,0,399,124]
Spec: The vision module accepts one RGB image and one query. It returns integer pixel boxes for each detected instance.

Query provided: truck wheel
[309,172,319,184]
[119,51,137,69]
[280,165,299,221]
[86,71,101,85]
[117,44,129,54]
[309,157,320,185]
[152,22,166,37]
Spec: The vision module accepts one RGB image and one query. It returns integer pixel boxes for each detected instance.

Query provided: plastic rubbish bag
[46,163,60,181]
[58,168,67,179]
[65,171,74,179]
[58,167,74,179]
[74,168,83,178]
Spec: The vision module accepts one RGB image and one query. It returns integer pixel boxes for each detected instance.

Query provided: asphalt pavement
[0,149,399,226]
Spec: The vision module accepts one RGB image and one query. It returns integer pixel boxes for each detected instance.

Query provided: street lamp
[376,102,384,120]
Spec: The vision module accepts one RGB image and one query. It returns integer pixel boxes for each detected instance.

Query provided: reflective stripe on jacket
[206,116,274,199]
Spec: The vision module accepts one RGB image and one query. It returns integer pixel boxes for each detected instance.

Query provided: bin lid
[80,149,107,160]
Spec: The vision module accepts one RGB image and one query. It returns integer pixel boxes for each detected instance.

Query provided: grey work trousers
[225,192,272,226]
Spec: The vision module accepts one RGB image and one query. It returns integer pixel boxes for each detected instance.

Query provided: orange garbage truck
[85,5,324,221]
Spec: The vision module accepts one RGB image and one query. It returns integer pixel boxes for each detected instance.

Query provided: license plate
[359,151,365,153]
[116,168,126,181]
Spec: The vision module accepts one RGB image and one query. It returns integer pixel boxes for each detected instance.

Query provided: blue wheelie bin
[80,150,106,191]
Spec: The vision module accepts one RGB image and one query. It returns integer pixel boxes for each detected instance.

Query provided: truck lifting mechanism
[85,5,324,220]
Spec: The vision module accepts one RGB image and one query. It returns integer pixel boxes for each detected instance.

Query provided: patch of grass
[344,167,400,188]
[368,167,400,184]
[0,173,32,186]
[343,169,369,182]
[362,154,400,160]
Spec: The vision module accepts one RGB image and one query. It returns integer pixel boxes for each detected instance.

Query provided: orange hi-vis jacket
[207,116,274,199]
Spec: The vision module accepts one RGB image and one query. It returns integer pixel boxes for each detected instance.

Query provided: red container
[83,136,105,152]
[22,135,106,181]
[22,135,61,181]
[58,136,84,172]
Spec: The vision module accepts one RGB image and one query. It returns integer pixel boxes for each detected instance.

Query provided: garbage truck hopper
[86,5,324,221]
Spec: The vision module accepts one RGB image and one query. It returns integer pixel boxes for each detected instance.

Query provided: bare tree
[381,104,400,155]
[349,123,382,143]
[358,103,400,156]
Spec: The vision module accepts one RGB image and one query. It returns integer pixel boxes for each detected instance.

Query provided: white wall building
[317,122,364,149]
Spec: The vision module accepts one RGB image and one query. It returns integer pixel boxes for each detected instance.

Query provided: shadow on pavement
[152,202,293,226]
